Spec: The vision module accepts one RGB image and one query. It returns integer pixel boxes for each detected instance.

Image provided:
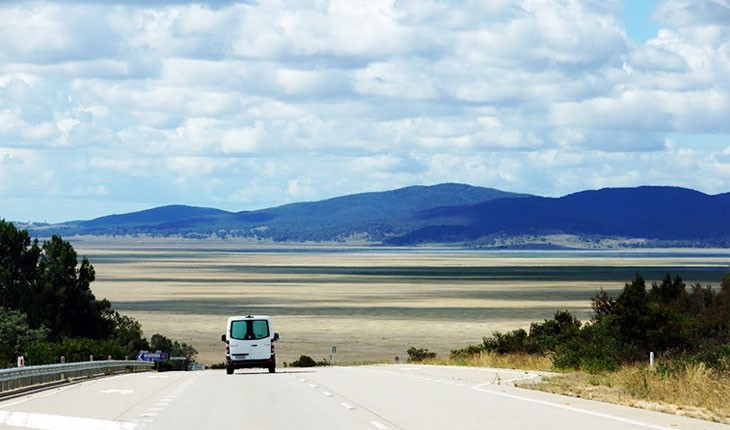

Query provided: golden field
[71,237,730,366]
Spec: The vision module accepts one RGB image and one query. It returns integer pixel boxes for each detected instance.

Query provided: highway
[0,365,728,430]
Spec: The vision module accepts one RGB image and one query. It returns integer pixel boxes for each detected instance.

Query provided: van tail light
[271,343,275,354]
[226,340,230,355]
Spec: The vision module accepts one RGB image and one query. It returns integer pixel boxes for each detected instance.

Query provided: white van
[221,315,280,374]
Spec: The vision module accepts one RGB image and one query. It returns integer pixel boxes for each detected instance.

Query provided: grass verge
[523,363,730,424]
[415,351,554,372]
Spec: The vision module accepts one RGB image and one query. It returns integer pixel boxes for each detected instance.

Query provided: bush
[25,337,130,365]
[479,311,582,357]
[450,344,485,360]
[552,318,625,372]
[0,308,49,367]
[483,329,529,354]
[407,347,437,362]
[455,272,730,372]
[291,355,317,367]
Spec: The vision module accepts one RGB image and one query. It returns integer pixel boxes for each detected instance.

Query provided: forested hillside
[22,185,730,247]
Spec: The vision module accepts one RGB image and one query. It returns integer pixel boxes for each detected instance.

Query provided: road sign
[136,352,169,362]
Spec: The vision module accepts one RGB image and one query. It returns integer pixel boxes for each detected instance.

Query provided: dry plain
[71,238,730,366]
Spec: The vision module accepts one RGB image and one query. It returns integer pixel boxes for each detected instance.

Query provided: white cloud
[221,125,263,153]
[1,0,729,222]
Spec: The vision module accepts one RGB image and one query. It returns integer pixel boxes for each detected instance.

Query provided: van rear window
[230,320,270,340]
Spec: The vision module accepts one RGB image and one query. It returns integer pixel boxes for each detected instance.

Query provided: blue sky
[1,0,729,223]
[624,0,661,43]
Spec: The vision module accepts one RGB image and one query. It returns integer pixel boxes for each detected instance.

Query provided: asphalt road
[0,365,728,430]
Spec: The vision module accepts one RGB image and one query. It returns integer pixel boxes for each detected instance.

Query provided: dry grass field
[71,237,730,366]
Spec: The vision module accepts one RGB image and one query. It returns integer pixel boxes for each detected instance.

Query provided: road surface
[0,365,727,430]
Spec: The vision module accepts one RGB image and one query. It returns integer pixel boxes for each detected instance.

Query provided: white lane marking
[139,412,157,417]
[0,399,30,408]
[323,392,334,397]
[309,384,318,388]
[0,410,142,430]
[341,402,356,411]
[146,375,170,379]
[472,384,672,430]
[147,408,163,412]
[100,389,134,395]
[370,420,389,429]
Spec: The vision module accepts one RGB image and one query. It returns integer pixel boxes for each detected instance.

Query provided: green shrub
[25,337,129,365]
[450,344,485,360]
[483,329,529,354]
[291,355,317,367]
[407,347,437,362]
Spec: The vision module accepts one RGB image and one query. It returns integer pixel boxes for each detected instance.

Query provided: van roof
[227,315,270,321]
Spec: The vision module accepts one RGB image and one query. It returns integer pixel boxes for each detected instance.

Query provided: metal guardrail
[0,360,155,396]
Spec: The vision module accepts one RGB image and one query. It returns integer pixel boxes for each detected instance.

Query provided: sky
[1,0,729,223]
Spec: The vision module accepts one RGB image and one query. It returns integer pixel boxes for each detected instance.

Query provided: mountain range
[21,184,730,248]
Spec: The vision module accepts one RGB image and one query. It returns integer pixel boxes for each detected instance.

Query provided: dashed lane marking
[341,402,356,411]
[370,421,389,429]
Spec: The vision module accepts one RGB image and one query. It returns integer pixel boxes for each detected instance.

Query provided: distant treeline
[453,272,730,372]
[0,220,196,368]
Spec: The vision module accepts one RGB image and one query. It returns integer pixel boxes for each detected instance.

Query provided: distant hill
[387,186,730,247]
[24,184,730,247]
[31,184,526,242]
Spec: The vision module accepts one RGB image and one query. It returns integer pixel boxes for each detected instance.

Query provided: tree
[34,236,113,340]
[649,274,687,308]
[0,222,198,367]
[0,307,48,366]
[149,333,198,370]
[0,220,40,312]
[591,288,615,322]
[108,311,149,354]
[527,310,581,352]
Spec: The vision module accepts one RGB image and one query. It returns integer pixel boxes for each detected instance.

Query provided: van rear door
[229,319,271,360]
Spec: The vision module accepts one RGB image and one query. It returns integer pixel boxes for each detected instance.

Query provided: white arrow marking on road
[0,410,142,430]
[100,389,134,395]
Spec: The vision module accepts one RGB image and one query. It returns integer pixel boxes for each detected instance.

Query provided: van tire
[226,365,234,375]
[268,363,276,373]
